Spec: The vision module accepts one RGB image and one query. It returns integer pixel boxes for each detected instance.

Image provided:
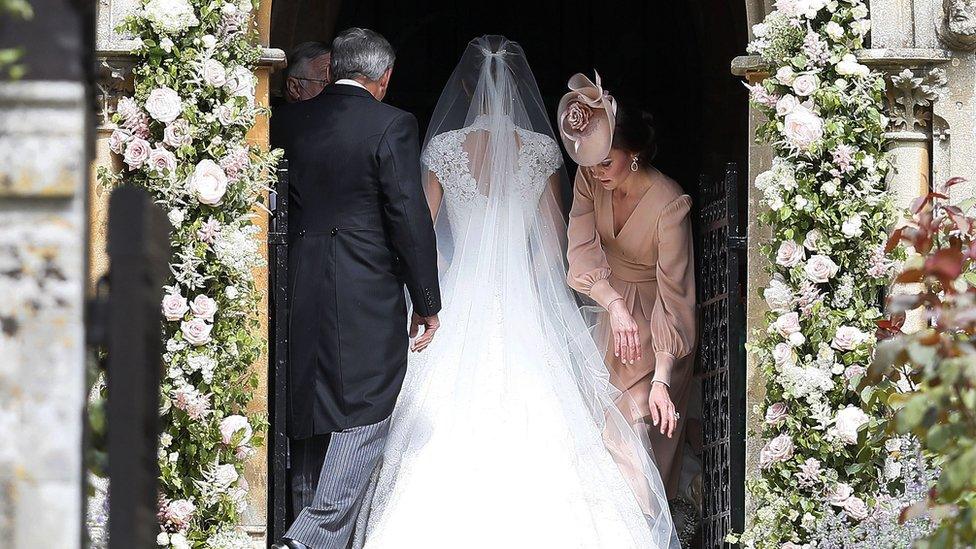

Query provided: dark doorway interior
[269,2,749,547]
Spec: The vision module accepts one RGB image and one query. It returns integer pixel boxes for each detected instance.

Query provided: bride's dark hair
[612,102,658,169]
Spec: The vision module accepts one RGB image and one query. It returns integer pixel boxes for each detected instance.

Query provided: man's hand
[409,313,440,352]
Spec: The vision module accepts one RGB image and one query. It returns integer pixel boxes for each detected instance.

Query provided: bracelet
[651,379,670,389]
[606,297,624,309]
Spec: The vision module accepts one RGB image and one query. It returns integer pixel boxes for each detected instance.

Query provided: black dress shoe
[271,540,308,549]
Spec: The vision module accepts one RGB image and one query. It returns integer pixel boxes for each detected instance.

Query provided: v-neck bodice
[610,181,655,239]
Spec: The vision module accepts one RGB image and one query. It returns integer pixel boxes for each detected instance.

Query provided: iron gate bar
[268,159,290,545]
[695,162,746,548]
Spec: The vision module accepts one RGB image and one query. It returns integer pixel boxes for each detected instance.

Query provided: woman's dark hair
[612,102,657,168]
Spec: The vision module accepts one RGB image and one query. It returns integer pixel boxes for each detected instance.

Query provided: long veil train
[353,35,678,548]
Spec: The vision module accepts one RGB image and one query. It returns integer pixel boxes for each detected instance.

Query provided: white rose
[143,0,198,34]
[774,312,802,337]
[225,285,239,300]
[825,21,844,40]
[832,405,870,444]
[788,332,806,347]
[836,53,869,78]
[783,105,824,150]
[181,318,213,346]
[765,402,788,425]
[776,240,805,268]
[764,279,794,313]
[791,74,819,97]
[123,137,151,170]
[804,255,840,283]
[775,94,799,117]
[189,159,228,206]
[163,119,192,148]
[772,343,796,367]
[190,294,217,321]
[170,533,191,549]
[775,66,796,85]
[842,214,863,237]
[884,458,903,479]
[224,66,256,98]
[852,19,871,36]
[212,463,239,488]
[148,146,177,178]
[201,34,218,50]
[219,414,253,446]
[803,229,821,251]
[851,3,869,19]
[216,104,236,126]
[885,438,903,453]
[145,87,182,123]
[167,209,185,227]
[844,496,869,520]
[831,325,867,351]
[759,433,794,468]
[828,482,853,506]
[160,37,174,53]
[156,532,169,546]
[201,59,227,87]
[794,195,808,210]
[821,179,839,196]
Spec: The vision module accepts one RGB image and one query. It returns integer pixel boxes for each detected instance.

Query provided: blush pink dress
[566,167,697,498]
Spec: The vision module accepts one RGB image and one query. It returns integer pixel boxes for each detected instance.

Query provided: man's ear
[285,77,301,101]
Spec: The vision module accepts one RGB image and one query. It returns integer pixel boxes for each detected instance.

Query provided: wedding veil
[419,36,678,546]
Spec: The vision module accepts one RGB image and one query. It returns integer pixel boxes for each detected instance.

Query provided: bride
[353,36,678,548]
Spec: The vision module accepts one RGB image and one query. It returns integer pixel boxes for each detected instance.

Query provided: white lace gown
[353,116,672,549]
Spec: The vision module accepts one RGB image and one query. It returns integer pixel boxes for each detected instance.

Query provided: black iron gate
[695,162,747,548]
[268,160,290,545]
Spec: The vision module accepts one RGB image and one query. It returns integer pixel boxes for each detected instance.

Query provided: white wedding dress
[353,36,677,549]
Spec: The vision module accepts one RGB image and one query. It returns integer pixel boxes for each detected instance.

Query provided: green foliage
[0,0,32,79]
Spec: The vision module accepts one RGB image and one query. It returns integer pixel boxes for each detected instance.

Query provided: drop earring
[630,156,639,172]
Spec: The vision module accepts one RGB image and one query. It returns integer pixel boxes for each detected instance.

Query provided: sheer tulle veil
[418,35,679,546]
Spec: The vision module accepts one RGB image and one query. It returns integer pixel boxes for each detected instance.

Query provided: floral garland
[731,1,921,546]
[96,0,280,546]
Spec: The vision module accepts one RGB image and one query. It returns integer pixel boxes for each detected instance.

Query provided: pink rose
[775,94,799,117]
[804,254,839,283]
[828,482,854,506]
[219,414,253,446]
[773,312,801,338]
[776,240,805,268]
[181,318,213,346]
[831,325,867,351]
[759,433,794,468]
[791,74,819,97]
[108,129,131,154]
[844,364,866,381]
[765,402,788,425]
[201,58,227,87]
[159,498,196,532]
[164,119,192,148]
[844,496,869,520]
[190,294,217,321]
[148,146,177,178]
[783,104,824,150]
[188,159,228,206]
[162,292,189,321]
[123,137,151,170]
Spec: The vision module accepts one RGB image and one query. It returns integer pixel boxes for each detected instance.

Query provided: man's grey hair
[331,27,396,82]
[285,41,331,81]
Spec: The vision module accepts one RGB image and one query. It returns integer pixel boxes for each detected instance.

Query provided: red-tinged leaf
[926,247,964,286]
[945,176,968,188]
[885,228,905,253]
[896,268,926,283]
[899,499,930,524]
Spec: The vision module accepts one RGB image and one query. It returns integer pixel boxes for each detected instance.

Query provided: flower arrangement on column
[97,0,280,546]
[732,1,936,546]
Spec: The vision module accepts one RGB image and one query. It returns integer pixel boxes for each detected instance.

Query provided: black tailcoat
[271,84,441,439]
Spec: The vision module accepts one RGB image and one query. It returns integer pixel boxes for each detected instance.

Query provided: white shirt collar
[335,78,369,91]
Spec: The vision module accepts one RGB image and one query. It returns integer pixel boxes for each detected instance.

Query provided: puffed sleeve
[566,169,623,309]
[650,194,697,386]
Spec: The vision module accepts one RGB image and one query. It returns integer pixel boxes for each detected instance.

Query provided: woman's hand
[649,381,677,438]
[607,299,641,365]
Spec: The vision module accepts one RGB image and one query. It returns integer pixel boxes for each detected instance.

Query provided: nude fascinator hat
[557,71,617,167]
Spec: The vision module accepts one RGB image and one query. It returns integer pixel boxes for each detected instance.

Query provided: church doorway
[268,1,749,546]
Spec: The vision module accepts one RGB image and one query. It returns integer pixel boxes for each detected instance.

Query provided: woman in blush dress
[559,73,697,498]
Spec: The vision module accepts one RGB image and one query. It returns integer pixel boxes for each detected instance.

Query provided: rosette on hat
[556,71,617,166]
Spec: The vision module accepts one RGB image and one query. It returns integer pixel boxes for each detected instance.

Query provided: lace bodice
[421,116,563,231]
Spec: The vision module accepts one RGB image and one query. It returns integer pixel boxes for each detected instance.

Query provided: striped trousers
[286,416,391,548]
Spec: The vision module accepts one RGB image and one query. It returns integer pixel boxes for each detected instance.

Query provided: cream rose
[831,325,867,351]
[201,59,227,88]
[775,66,796,85]
[836,53,870,77]
[844,496,869,520]
[189,159,229,206]
[212,463,239,489]
[783,104,823,150]
[190,294,217,321]
[764,279,794,313]
[825,21,845,40]
[828,482,854,506]
[181,318,213,346]
[759,433,794,468]
[145,87,182,123]
[775,94,799,117]
[167,209,185,227]
[791,74,819,97]
[803,229,821,251]
[164,119,192,148]
[804,255,839,283]
[162,293,189,321]
[772,343,796,367]
[832,405,869,444]
[776,240,805,268]
[123,137,150,170]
